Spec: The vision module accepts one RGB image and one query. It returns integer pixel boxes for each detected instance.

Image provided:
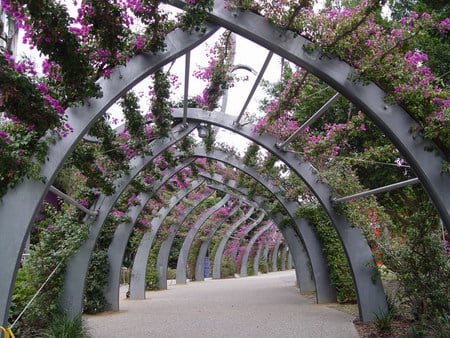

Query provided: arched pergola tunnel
[1,0,449,329]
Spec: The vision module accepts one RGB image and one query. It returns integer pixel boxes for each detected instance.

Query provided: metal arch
[173,110,384,321]
[271,237,283,272]
[104,158,196,311]
[240,223,273,277]
[0,26,218,325]
[170,0,450,232]
[230,210,266,262]
[60,123,198,317]
[213,206,256,279]
[262,241,270,273]
[287,249,294,270]
[176,195,231,285]
[193,149,335,301]
[0,0,446,325]
[129,180,204,299]
[195,203,241,281]
[157,190,214,290]
[208,182,316,293]
[253,243,264,276]
[281,245,288,271]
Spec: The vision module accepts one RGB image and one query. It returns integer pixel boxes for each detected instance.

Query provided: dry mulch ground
[353,318,411,337]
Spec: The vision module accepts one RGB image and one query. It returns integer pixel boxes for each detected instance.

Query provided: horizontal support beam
[48,186,98,217]
[276,92,341,150]
[333,178,420,203]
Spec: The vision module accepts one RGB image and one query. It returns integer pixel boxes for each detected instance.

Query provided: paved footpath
[84,270,359,338]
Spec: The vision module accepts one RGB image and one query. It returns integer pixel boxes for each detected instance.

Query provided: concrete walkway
[84,270,359,337]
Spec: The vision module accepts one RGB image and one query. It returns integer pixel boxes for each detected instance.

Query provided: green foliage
[146,243,161,291]
[259,257,269,274]
[9,206,89,336]
[374,309,393,332]
[120,92,145,139]
[39,314,89,338]
[152,69,172,137]
[83,250,109,314]
[179,0,214,32]
[166,267,177,280]
[83,213,120,314]
[0,119,49,198]
[188,239,203,279]
[297,204,357,303]
[221,256,236,278]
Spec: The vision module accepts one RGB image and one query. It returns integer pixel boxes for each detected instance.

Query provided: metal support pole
[234,51,273,126]
[48,186,98,217]
[276,92,341,150]
[333,178,420,203]
[183,51,190,127]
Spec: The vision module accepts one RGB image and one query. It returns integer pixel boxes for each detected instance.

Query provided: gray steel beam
[129,180,204,299]
[229,210,265,262]
[333,178,420,203]
[0,25,218,325]
[48,185,98,217]
[288,251,293,270]
[104,158,196,310]
[271,237,283,272]
[172,0,450,235]
[1,0,447,324]
[176,195,231,284]
[281,246,288,271]
[262,241,270,271]
[235,51,273,126]
[193,150,334,301]
[276,93,341,150]
[213,207,256,279]
[253,243,263,276]
[207,183,315,293]
[157,190,213,290]
[194,203,241,281]
[60,123,198,317]
[172,110,383,320]
[240,223,273,277]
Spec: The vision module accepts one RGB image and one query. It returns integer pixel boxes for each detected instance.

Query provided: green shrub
[9,207,89,336]
[296,204,356,303]
[40,314,89,338]
[166,267,177,280]
[221,257,236,278]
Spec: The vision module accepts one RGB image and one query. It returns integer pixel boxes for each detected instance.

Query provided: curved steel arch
[281,245,289,271]
[174,110,384,320]
[1,0,447,326]
[0,26,217,325]
[104,158,196,310]
[170,0,450,231]
[207,181,316,294]
[213,206,256,279]
[230,209,266,263]
[156,190,214,290]
[194,203,241,281]
[176,195,231,284]
[271,237,283,272]
[240,222,274,277]
[60,123,198,316]
[129,180,204,299]
[193,149,335,300]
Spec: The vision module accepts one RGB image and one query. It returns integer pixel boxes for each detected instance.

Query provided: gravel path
[84,270,359,338]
